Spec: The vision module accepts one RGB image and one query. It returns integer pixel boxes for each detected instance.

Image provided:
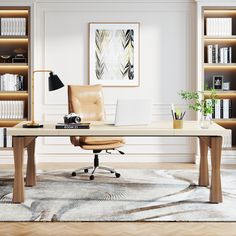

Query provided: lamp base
[22,122,43,128]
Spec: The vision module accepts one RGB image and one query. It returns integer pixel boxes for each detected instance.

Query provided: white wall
[34,0,197,163]
[1,0,198,164]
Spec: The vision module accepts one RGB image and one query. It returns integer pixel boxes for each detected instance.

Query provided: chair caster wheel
[115,173,120,178]
[84,169,89,173]
[72,172,76,177]
[90,175,94,180]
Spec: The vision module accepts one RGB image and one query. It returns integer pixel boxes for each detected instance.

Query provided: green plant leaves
[179,89,217,115]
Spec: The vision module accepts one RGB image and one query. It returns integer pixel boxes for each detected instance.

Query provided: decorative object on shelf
[179,90,217,129]
[12,54,26,63]
[213,75,223,90]
[0,55,11,63]
[223,82,230,91]
[23,70,64,128]
[89,22,140,87]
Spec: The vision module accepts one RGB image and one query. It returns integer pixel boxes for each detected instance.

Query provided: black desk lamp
[23,70,64,128]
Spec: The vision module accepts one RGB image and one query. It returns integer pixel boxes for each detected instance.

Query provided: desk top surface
[7,121,228,137]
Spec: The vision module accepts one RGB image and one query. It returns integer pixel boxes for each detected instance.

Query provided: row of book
[206,99,232,119]
[206,18,232,36]
[0,74,24,91]
[0,128,12,147]
[0,18,26,36]
[207,44,232,63]
[0,100,24,119]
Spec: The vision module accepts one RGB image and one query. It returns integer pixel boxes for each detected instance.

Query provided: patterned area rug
[0,169,236,222]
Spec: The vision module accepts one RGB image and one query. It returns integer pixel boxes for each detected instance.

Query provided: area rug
[0,169,236,222]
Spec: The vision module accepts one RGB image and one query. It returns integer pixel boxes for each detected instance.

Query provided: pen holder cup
[173,120,183,129]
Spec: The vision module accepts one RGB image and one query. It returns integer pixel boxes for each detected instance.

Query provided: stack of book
[0,18,26,36]
[55,123,90,129]
[207,99,232,119]
[0,100,24,119]
[207,44,232,63]
[0,74,24,91]
[206,18,232,36]
[0,128,12,147]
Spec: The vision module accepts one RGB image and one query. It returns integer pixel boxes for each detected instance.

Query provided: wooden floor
[1,163,236,236]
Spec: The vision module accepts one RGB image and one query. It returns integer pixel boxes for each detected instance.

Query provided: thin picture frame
[89,22,140,87]
[213,75,223,90]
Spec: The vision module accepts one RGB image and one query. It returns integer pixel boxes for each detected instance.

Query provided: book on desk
[55,123,90,129]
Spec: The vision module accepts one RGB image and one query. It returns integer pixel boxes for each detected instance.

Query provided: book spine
[229,100,233,118]
[228,47,232,63]
[0,128,3,148]
[223,99,229,119]
[214,99,221,119]
[214,44,218,63]
[3,128,7,148]
[208,45,213,63]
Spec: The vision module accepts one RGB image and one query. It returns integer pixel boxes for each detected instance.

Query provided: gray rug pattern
[0,169,236,222]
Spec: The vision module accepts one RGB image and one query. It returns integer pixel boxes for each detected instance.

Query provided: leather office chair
[68,84,125,180]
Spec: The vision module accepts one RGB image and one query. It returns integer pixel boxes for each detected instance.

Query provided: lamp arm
[31,70,53,124]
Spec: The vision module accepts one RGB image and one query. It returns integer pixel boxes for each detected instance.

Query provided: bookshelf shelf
[0,36,28,40]
[204,63,236,69]
[0,92,28,100]
[0,119,27,127]
[204,36,236,39]
[213,118,236,123]
[204,91,236,99]
[0,6,31,148]
[0,63,28,67]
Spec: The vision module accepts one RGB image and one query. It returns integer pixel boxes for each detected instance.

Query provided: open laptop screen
[114,99,152,126]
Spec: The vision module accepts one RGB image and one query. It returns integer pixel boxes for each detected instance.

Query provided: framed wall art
[213,75,223,90]
[89,23,140,87]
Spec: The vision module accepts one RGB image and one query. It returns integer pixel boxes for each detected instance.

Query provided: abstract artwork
[89,23,140,86]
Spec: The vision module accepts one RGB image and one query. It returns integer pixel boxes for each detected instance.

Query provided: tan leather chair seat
[80,142,124,150]
[79,136,124,145]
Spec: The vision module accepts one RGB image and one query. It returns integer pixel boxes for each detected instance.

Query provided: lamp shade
[48,72,64,91]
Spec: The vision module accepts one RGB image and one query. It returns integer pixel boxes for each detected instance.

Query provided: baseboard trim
[0,152,195,164]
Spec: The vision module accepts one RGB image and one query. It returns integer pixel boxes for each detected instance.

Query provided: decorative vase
[200,114,211,129]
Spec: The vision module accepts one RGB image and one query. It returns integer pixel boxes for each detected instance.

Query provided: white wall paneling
[0,0,197,164]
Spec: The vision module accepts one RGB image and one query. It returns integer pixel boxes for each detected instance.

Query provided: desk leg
[13,137,25,203]
[199,137,209,186]
[210,136,223,203]
[26,138,36,187]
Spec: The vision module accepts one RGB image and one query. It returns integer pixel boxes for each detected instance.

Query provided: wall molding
[31,0,197,164]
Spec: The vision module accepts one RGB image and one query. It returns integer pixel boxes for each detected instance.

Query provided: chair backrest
[68,84,105,122]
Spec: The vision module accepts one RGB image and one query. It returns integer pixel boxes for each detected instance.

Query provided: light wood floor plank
[0,222,236,236]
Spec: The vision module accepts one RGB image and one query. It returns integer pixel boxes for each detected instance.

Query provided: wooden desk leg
[199,137,209,186]
[210,136,223,203]
[13,137,25,203]
[26,138,36,187]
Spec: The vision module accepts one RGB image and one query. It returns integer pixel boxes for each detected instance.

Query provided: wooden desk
[7,121,228,204]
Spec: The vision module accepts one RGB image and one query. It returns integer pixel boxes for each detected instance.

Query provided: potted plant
[178,90,217,129]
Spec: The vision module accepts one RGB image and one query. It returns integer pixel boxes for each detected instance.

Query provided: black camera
[64,113,81,124]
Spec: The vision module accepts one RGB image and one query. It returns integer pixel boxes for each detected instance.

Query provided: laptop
[114,99,152,126]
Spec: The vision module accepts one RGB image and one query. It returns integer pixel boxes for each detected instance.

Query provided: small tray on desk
[55,123,90,129]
